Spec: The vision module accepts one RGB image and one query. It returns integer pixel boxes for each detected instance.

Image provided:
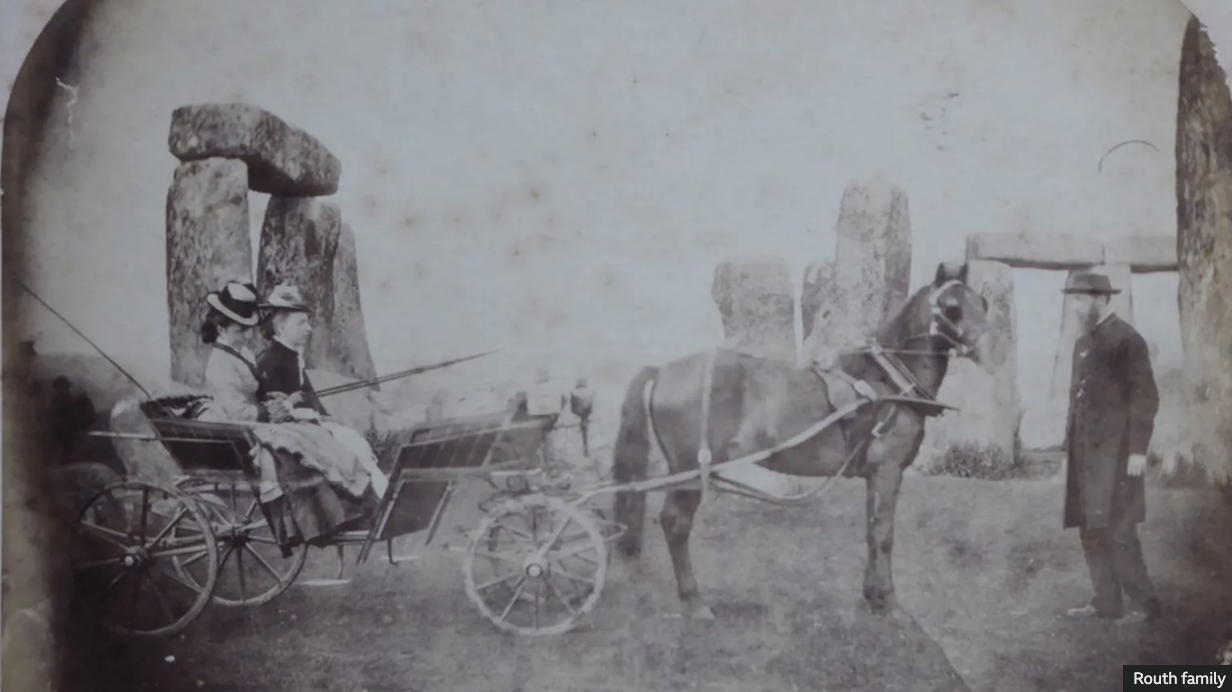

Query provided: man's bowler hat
[1061,271,1122,295]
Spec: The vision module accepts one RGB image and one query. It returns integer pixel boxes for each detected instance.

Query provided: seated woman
[251,284,389,548]
[192,280,266,424]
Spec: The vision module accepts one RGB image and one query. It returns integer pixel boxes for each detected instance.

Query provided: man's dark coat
[1063,314,1159,530]
[255,339,329,416]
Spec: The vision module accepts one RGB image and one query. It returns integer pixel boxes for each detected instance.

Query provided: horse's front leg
[661,488,714,619]
[863,440,905,615]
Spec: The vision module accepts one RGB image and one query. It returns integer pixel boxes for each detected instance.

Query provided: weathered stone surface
[327,223,378,386]
[965,232,1103,270]
[799,260,837,365]
[165,158,251,388]
[1176,15,1232,482]
[710,256,797,363]
[1044,264,1133,448]
[257,197,342,372]
[1104,235,1179,272]
[168,103,341,197]
[824,179,913,353]
[922,261,1019,468]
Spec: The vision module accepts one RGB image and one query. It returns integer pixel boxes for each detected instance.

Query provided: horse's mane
[873,284,932,349]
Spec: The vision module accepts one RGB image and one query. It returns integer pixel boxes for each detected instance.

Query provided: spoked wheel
[173,482,308,607]
[69,480,219,638]
[463,495,607,636]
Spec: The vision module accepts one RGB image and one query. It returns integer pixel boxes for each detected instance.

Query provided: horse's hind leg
[661,489,714,619]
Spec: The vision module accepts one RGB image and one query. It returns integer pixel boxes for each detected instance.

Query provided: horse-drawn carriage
[67,263,996,639]
[70,390,623,638]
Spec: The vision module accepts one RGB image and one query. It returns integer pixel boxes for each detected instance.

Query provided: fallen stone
[327,223,378,386]
[165,158,251,389]
[710,256,797,363]
[1046,264,1133,447]
[1176,15,1232,483]
[965,232,1103,270]
[1103,235,1178,273]
[923,260,1020,466]
[257,197,343,372]
[110,387,200,484]
[168,103,341,196]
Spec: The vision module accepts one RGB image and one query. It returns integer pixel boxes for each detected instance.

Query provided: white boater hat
[205,281,261,327]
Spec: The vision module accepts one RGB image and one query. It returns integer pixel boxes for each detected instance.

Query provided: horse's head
[909,262,1000,370]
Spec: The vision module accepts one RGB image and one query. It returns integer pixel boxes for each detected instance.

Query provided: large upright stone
[165,158,251,388]
[920,260,1019,468]
[1176,15,1232,482]
[1045,264,1133,447]
[257,197,342,372]
[328,223,378,386]
[710,256,796,363]
[168,103,341,197]
[821,179,913,353]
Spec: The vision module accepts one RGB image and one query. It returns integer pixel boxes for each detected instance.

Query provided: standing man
[1061,270,1161,624]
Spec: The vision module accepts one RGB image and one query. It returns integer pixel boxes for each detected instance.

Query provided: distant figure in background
[192,280,267,423]
[1060,271,1162,625]
[48,376,96,465]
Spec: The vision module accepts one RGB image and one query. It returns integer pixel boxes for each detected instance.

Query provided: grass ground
[62,475,1232,692]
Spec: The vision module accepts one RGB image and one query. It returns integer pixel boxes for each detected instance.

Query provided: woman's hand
[263,394,293,423]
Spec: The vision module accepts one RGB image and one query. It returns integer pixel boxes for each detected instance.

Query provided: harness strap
[697,348,717,505]
[213,343,261,381]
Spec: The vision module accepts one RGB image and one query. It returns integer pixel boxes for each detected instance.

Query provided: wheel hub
[122,546,150,569]
[523,556,549,580]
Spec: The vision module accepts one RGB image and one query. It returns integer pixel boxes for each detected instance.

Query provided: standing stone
[1176,14,1232,483]
[823,179,912,354]
[328,223,378,386]
[710,256,796,363]
[921,260,1019,468]
[168,103,341,197]
[165,158,251,388]
[257,197,342,372]
[1046,264,1133,447]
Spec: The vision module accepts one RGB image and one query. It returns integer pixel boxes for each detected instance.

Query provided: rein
[684,278,979,505]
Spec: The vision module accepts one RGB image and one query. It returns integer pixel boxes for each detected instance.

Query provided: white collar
[1096,311,1114,326]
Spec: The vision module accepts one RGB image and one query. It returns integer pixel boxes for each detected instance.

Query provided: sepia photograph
[4,0,1232,690]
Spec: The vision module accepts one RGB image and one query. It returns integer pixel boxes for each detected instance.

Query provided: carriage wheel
[463,494,607,636]
[69,480,219,638]
[172,483,308,607]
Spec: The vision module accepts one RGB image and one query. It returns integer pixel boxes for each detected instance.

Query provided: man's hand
[1127,453,1148,477]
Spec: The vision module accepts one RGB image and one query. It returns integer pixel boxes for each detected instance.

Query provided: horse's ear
[933,261,966,286]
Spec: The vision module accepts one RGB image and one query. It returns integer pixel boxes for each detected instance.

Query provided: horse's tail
[612,365,658,559]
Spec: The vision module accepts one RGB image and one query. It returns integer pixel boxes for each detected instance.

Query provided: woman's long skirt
[257,447,375,554]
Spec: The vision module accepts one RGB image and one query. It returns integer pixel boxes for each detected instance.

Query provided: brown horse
[611,261,998,619]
